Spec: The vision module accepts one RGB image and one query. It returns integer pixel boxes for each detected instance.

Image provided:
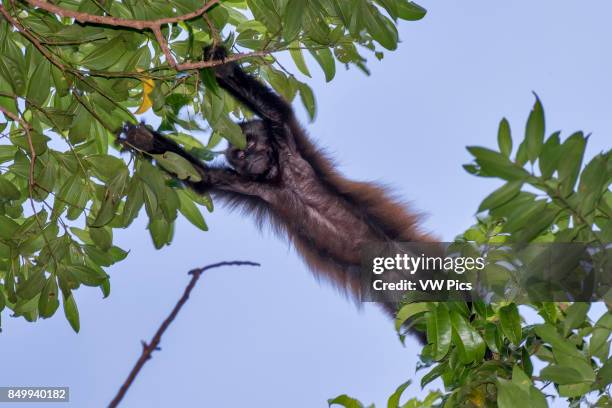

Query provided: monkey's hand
[203,44,235,78]
[117,123,211,184]
[116,123,169,155]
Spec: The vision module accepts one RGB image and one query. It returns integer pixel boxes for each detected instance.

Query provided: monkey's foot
[203,44,228,62]
[203,45,234,78]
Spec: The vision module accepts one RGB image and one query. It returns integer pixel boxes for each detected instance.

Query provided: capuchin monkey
[118,46,434,342]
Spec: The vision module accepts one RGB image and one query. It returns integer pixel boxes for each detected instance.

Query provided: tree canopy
[0,0,425,331]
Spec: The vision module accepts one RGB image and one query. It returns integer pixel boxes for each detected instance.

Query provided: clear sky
[2,1,611,407]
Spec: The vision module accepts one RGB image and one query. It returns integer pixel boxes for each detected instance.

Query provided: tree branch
[18,0,276,71]
[0,3,66,72]
[108,260,260,408]
[24,0,221,30]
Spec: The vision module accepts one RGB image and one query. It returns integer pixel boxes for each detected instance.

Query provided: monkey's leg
[204,46,293,126]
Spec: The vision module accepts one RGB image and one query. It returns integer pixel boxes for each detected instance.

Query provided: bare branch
[0,105,25,126]
[108,260,261,408]
[152,26,177,67]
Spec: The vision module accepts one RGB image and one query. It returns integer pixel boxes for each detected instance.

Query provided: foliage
[329,98,612,407]
[0,2,610,407]
[0,0,425,331]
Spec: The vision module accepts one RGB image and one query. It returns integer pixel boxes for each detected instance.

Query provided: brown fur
[120,46,435,338]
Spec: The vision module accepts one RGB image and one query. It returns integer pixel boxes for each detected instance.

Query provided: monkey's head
[226,120,278,180]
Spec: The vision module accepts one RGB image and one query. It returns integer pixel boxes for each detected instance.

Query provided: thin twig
[203,12,220,47]
[0,104,59,265]
[108,260,260,408]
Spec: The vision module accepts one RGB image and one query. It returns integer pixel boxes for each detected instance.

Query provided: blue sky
[2,1,611,407]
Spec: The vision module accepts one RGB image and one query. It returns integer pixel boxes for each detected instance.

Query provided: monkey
[118,46,435,342]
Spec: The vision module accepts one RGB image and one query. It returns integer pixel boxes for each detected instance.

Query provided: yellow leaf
[135,71,155,114]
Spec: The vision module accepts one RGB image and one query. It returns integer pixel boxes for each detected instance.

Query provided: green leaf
[540,365,587,385]
[1,56,26,96]
[177,189,208,231]
[0,174,20,200]
[148,217,173,249]
[558,132,586,196]
[507,366,547,408]
[62,290,80,333]
[525,94,545,163]
[122,177,144,226]
[38,276,59,318]
[328,395,364,408]
[214,115,246,149]
[89,227,112,251]
[282,0,305,41]
[497,118,512,157]
[467,146,530,180]
[86,155,128,184]
[578,153,609,212]
[563,302,589,336]
[502,199,546,233]
[290,46,311,77]
[483,322,502,353]
[395,302,429,332]
[387,380,410,408]
[397,1,427,21]
[299,82,316,121]
[247,0,282,32]
[68,265,108,287]
[17,270,46,300]
[497,378,530,408]
[375,0,398,19]
[50,65,69,97]
[309,48,336,82]
[597,358,612,386]
[420,361,448,388]
[153,151,202,182]
[0,214,19,238]
[426,303,451,360]
[26,59,50,106]
[514,205,559,242]
[363,4,398,50]
[478,181,522,212]
[515,140,528,166]
[0,145,17,164]
[80,36,127,70]
[68,104,93,144]
[450,310,486,363]
[590,312,612,361]
[499,303,522,346]
[10,129,49,155]
[534,324,596,387]
[91,194,120,227]
[538,132,561,179]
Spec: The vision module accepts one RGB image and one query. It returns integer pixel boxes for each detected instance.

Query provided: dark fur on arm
[117,123,271,199]
[204,46,293,126]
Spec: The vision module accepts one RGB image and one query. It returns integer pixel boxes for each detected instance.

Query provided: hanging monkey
[118,46,435,341]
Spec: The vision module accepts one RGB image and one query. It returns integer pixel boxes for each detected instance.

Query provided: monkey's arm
[118,124,273,199]
[204,47,293,126]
